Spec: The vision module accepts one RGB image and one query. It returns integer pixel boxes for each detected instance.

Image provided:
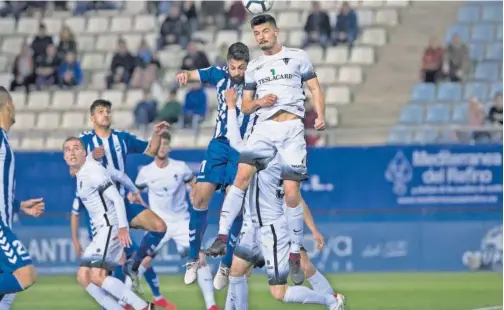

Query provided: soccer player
[63,137,155,310]
[0,87,45,309]
[134,132,220,310]
[175,43,256,285]
[78,99,169,288]
[206,14,326,285]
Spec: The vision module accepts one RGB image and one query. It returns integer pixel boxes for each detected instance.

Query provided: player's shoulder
[247,56,266,71]
[202,65,227,77]
[79,130,94,140]
[169,158,188,168]
[111,129,133,138]
[284,47,310,59]
[138,161,155,173]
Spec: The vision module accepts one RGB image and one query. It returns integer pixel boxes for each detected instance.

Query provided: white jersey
[244,46,317,122]
[135,158,193,222]
[75,156,128,231]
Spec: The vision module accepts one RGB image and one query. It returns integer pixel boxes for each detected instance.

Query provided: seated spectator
[180,41,211,71]
[488,92,503,125]
[183,83,207,131]
[58,52,83,88]
[182,1,198,33]
[31,23,53,60]
[134,89,158,128]
[54,1,67,11]
[302,1,331,49]
[34,44,60,90]
[333,2,358,48]
[159,5,190,49]
[74,0,118,14]
[57,26,77,62]
[443,34,471,82]
[200,1,225,28]
[303,101,321,146]
[226,1,246,31]
[420,37,443,83]
[106,39,136,89]
[0,1,27,20]
[214,43,228,67]
[158,89,183,124]
[10,43,35,92]
[130,39,161,89]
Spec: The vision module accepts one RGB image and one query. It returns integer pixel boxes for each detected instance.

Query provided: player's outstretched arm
[107,166,139,194]
[70,211,82,256]
[301,199,325,249]
[241,90,277,114]
[305,78,326,131]
[224,88,245,151]
[175,70,201,86]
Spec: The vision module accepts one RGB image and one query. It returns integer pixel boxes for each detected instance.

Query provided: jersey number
[270,69,276,76]
[200,160,207,173]
[12,240,29,259]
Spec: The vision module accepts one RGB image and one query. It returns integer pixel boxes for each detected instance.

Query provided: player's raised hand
[20,198,45,217]
[128,192,147,207]
[153,121,170,136]
[314,117,326,131]
[259,94,277,107]
[176,71,189,86]
[312,229,325,249]
[224,88,238,109]
[92,146,105,160]
[116,227,132,248]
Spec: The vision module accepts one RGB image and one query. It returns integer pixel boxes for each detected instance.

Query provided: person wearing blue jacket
[59,52,83,87]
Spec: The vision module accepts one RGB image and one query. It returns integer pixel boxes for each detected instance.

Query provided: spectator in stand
[10,42,34,92]
[106,39,136,89]
[182,1,198,34]
[58,52,82,88]
[214,43,228,67]
[420,37,443,83]
[303,101,321,146]
[227,1,246,31]
[488,92,503,125]
[200,1,225,28]
[333,1,358,48]
[130,39,161,89]
[443,34,471,82]
[180,41,210,71]
[74,0,118,14]
[0,1,26,20]
[467,97,491,143]
[34,43,60,90]
[57,26,77,62]
[159,5,190,49]
[302,1,331,49]
[54,1,67,11]
[158,89,183,124]
[183,83,207,131]
[134,89,158,128]
[31,23,53,60]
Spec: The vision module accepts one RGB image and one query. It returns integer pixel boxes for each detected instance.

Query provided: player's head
[250,14,279,51]
[0,87,15,131]
[157,132,172,160]
[63,137,87,168]
[90,99,112,129]
[227,42,250,84]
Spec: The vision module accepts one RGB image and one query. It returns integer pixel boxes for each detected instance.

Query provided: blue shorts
[126,201,146,224]
[197,137,239,191]
[0,225,32,273]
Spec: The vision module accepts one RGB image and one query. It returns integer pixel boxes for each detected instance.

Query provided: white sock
[86,283,124,310]
[308,270,334,295]
[138,265,147,279]
[282,285,334,306]
[224,278,236,310]
[231,275,248,310]
[286,204,304,253]
[218,186,245,235]
[101,276,148,310]
[197,265,216,309]
[0,293,15,310]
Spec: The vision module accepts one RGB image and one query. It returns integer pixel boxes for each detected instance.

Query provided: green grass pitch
[12,272,502,310]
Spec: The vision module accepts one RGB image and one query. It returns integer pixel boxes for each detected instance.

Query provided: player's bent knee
[283,181,301,208]
[89,267,108,287]
[193,182,215,210]
[153,217,167,232]
[269,285,288,301]
[76,267,91,287]
[13,264,36,290]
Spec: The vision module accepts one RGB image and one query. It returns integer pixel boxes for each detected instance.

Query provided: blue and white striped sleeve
[197,66,225,86]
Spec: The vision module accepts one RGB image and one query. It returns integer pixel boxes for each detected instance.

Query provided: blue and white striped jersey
[197,66,256,140]
[0,129,16,228]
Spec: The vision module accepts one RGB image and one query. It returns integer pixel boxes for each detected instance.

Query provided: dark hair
[63,136,84,149]
[90,99,112,114]
[227,42,250,63]
[161,131,171,142]
[250,14,277,28]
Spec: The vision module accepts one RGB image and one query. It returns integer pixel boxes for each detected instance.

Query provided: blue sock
[113,265,126,282]
[133,231,165,271]
[143,266,161,299]
[0,273,23,294]
[189,207,208,261]
[221,213,243,268]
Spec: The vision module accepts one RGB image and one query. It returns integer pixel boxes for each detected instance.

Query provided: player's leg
[225,255,251,310]
[300,249,336,295]
[77,265,123,310]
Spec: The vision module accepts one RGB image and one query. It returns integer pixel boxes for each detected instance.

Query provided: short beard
[230,76,244,84]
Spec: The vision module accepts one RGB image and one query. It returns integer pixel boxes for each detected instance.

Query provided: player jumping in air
[134,132,220,310]
[63,137,155,310]
[0,87,45,310]
[77,99,173,308]
[175,43,257,286]
[206,14,326,286]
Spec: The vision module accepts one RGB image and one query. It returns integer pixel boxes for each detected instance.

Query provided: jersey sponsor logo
[257,68,294,85]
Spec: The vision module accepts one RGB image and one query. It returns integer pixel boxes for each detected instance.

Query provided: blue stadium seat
[469,43,485,60]
[482,5,503,22]
[388,127,413,144]
[471,24,495,42]
[437,83,462,101]
[457,6,480,23]
[414,129,439,144]
[463,82,489,101]
[486,43,503,61]
[490,82,502,96]
[497,25,503,40]
[399,105,423,124]
[474,62,499,81]
[445,25,470,43]
[426,104,451,123]
[410,83,435,102]
[452,103,469,123]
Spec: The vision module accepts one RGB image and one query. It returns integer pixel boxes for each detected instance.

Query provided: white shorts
[81,226,123,270]
[155,219,190,256]
[260,220,290,286]
[240,119,307,181]
[234,221,263,265]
